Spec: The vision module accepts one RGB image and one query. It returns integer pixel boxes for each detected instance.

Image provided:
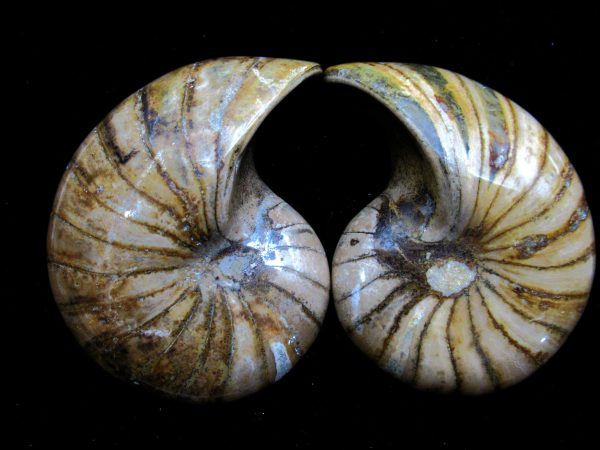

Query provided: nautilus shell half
[47,57,330,401]
[328,63,595,393]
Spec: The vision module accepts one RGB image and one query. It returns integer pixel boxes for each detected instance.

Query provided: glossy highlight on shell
[327,62,595,394]
[47,57,330,401]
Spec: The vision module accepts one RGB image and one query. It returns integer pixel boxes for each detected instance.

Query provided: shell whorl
[327,63,595,394]
[47,57,329,401]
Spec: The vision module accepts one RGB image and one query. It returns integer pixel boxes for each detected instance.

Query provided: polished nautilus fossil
[329,63,595,393]
[47,57,330,401]
[48,56,594,400]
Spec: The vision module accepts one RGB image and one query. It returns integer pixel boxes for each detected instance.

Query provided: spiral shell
[47,57,330,401]
[327,63,595,393]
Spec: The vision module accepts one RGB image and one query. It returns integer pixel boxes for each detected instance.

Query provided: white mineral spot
[142,328,170,338]
[426,259,476,297]
[270,341,292,381]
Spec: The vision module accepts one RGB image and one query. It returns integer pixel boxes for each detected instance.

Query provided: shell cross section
[47,57,329,402]
[328,62,595,394]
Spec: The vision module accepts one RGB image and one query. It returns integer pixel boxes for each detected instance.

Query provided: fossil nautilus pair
[48,57,595,401]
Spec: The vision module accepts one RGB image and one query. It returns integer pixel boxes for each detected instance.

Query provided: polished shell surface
[328,62,595,393]
[47,57,330,401]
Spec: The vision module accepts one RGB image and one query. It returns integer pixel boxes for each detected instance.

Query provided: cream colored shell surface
[328,63,595,393]
[47,57,330,401]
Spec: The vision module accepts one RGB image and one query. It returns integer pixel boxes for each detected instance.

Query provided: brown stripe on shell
[466,288,500,388]
[377,294,427,362]
[475,98,519,233]
[476,285,545,365]
[445,299,462,391]
[236,291,271,385]
[481,162,575,245]
[478,276,568,336]
[349,281,420,331]
[480,130,549,237]
[139,289,207,376]
[412,299,443,383]
[208,288,236,397]
[95,123,186,227]
[137,86,206,240]
[49,259,186,278]
[53,212,191,258]
[69,162,196,250]
[179,292,217,394]
[181,62,211,235]
[336,270,401,303]
[456,74,487,232]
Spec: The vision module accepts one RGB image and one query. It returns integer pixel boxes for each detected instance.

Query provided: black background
[9,8,600,448]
